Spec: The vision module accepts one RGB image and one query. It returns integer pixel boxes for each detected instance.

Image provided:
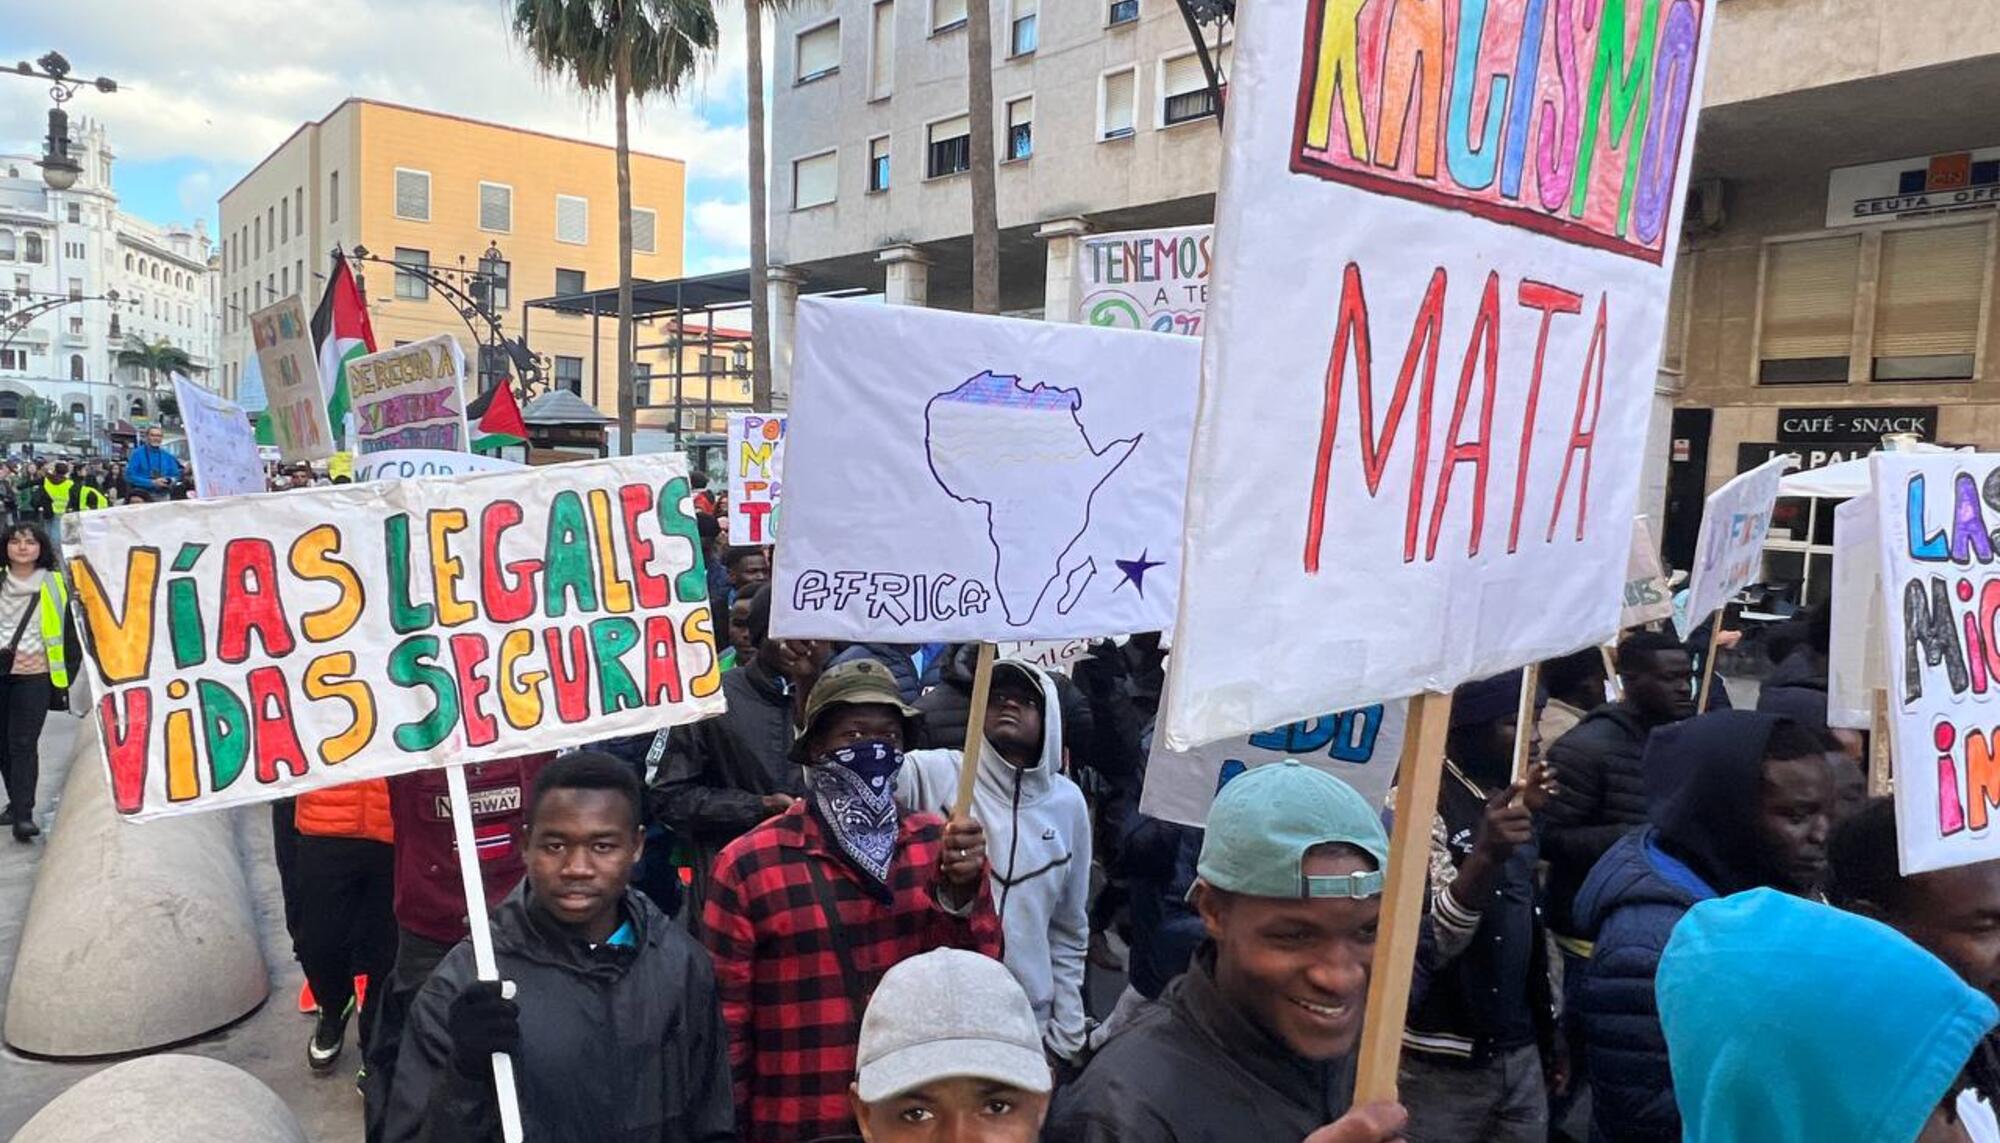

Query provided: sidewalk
[0,713,364,1140]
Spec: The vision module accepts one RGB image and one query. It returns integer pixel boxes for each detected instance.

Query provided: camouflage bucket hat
[790,659,922,763]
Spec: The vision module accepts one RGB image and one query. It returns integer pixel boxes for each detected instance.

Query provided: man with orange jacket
[293,777,397,1075]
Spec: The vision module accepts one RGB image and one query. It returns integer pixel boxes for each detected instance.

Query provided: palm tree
[965,0,1000,313]
[513,0,720,455]
[114,336,201,421]
[744,0,792,411]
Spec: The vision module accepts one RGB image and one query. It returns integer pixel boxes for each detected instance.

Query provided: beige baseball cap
[854,949,1052,1103]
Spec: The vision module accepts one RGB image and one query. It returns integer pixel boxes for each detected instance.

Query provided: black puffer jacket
[1756,646,1830,730]
[385,885,734,1143]
[914,645,1094,757]
[1541,703,1656,936]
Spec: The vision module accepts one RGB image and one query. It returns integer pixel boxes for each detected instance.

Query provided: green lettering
[589,617,643,716]
[389,635,458,751]
[168,577,206,668]
[657,477,709,604]
[197,680,249,791]
[385,514,435,633]
[1569,0,1659,231]
[542,491,599,618]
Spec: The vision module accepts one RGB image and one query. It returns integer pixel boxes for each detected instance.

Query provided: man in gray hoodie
[898,659,1092,1066]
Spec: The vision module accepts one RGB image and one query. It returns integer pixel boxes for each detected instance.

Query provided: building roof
[221,98,688,205]
[521,389,614,425]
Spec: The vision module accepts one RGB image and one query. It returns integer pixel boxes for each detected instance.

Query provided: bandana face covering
[808,741,903,895]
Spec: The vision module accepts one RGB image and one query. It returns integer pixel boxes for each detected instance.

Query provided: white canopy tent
[1776,440,1965,498]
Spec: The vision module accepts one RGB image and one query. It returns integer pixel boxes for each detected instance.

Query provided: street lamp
[8,52,118,191]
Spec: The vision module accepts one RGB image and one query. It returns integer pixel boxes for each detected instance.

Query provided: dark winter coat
[1540,703,1656,935]
[913,644,1095,756]
[1044,944,1355,1142]
[384,884,735,1143]
[826,643,937,704]
[1756,645,1830,730]
[1112,814,1204,1000]
[1572,710,1791,1143]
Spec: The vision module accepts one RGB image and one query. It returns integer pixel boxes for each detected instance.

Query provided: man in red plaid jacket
[703,659,1002,1141]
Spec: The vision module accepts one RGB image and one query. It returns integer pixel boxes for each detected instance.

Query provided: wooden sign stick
[1601,644,1623,701]
[1511,662,1541,786]
[1694,618,1724,713]
[1870,687,1895,797]
[1354,690,1454,1104]
[952,642,998,818]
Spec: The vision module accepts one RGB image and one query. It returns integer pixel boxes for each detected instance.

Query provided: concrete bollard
[3,722,268,1057]
[9,1054,308,1142]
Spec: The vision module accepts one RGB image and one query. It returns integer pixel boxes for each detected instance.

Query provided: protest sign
[67,453,725,822]
[1828,494,1882,731]
[1622,518,1674,628]
[1869,452,2000,873]
[771,298,1201,643]
[172,375,263,498]
[249,296,335,463]
[1074,225,1212,336]
[1160,0,1719,752]
[1674,453,1793,639]
[347,334,471,455]
[353,448,523,483]
[996,638,1095,677]
[728,413,786,545]
[1142,700,1409,826]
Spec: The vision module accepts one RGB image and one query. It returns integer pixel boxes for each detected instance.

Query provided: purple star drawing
[1114,550,1165,596]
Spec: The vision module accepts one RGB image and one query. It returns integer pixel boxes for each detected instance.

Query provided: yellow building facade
[217,98,719,424]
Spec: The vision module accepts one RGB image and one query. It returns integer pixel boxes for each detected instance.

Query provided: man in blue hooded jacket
[1570,710,1833,1143]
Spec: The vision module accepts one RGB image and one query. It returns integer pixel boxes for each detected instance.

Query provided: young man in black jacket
[384,752,734,1143]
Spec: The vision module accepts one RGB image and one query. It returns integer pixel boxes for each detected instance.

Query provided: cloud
[174,168,216,219]
[0,0,760,189]
[690,198,750,257]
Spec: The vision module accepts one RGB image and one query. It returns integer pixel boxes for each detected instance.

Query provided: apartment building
[217,99,688,421]
[0,117,215,450]
[767,0,1227,314]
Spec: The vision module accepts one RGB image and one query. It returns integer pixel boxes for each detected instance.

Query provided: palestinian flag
[310,253,376,448]
[466,380,529,452]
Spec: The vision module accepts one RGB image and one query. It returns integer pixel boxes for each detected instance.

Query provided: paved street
[0,710,362,1139]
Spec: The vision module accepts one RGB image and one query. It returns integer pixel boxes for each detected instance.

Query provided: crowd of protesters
[198,497,2000,1142]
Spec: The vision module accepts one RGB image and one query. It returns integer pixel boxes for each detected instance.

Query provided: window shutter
[395,170,430,221]
[795,153,838,208]
[930,115,970,145]
[1164,53,1206,98]
[1759,235,1860,360]
[871,2,895,97]
[1875,222,1988,358]
[799,23,841,79]
[480,184,512,232]
[1104,72,1136,136]
[556,195,588,244]
[934,0,966,29]
[1008,97,1033,131]
[632,209,657,254]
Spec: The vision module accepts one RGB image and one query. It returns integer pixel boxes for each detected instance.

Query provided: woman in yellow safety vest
[0,522,75,843]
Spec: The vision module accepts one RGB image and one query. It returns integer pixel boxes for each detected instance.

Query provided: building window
[68,316,82,335]
[109,315,120,338]
[22,233,41,263]
[0,393,17,418]
[68,277,82,301]
[793,151,839,209]
[797,20,841,84]
[634,362,652,407]
[482,258,511,312]
[394,247,431,301]
[1100,69,1138,139]
[1161,50,1222,125]
[1873,221,1988,382]
[868,136,892,192]
[268,206,276,248]
[870,1,895,99]
[1006,97,1034,161]
[554,355,584,395]
[555,267,586,296]
[1756,234,1860,385]
[480,182,513,233]
[932,0,967,33]
[1109,0,1138,25]
[297,259,305,300]
[395,169,432,222]
[253,216,261,257]
[66,203,80,224]
[279,199,288,243]
[70,354,84,381]
[295,188,304,235]
[556,195,588,244]
[281,266,290,296]
[1010,0,1038,55]
[0,231,11,261]
[330,171,340,222]
[631,208,658,255]
[927,115,971,178]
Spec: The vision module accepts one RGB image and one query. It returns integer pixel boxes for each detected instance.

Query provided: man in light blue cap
[1044,761,1408,1143]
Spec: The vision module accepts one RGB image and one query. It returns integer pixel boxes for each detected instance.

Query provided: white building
[0,117,216,452]
[768,0,1226,315]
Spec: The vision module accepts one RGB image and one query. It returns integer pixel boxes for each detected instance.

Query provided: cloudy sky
[0,0,759,273]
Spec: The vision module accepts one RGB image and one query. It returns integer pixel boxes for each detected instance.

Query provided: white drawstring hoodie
[899,659,1093,1060]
